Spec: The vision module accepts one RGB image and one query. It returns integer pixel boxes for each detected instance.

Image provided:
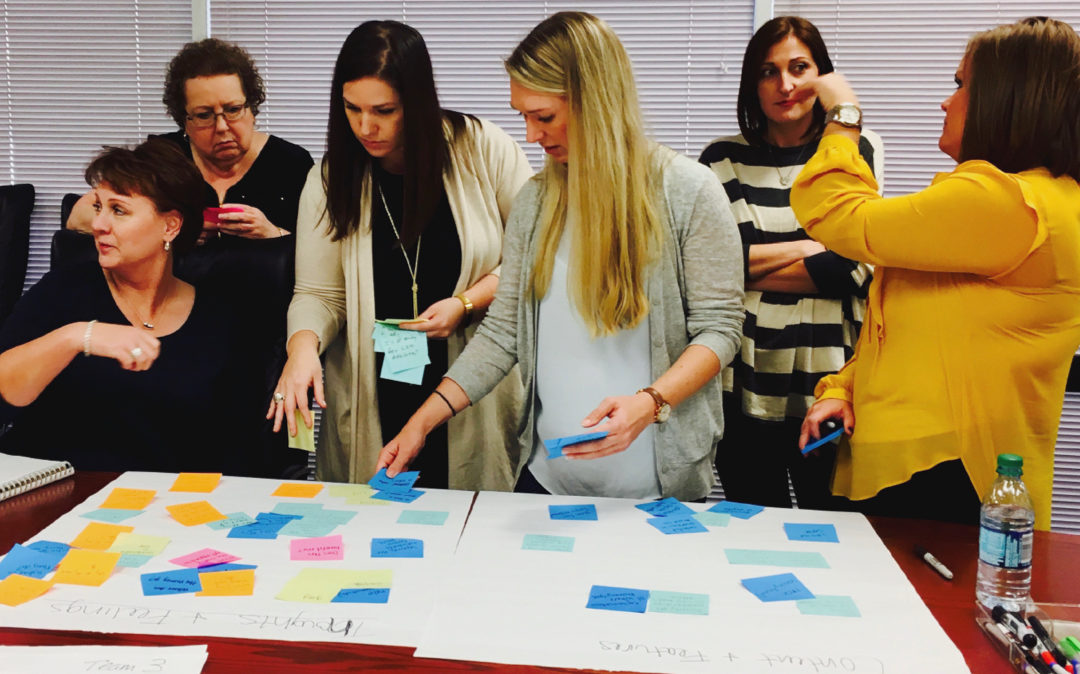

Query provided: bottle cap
[996,453,1024,477]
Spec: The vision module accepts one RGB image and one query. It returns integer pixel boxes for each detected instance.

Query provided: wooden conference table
[1,471,1077,673]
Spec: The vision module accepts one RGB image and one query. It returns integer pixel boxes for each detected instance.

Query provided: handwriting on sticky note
[0,574,53,606]
[586,585,649,613]
[52,549,121,586]
[166,501,227,526]
[141,568,202,596]
[548,504,598,521]
[0,544,59,580]
[693,511,731,527]
[372,488,424,503]
[170,548,241,568]
[197,569,255,596]
[271,482,324,498]
[724,548,830,569]
[108,533,171,556]
[100,487,156,510]
[70,522,134,550]
[647,516,708,535]
[741,573,815,602]
[206,513,257,530]
[290,535,344,561]
[521,534,575,552]
[169,473,222,493]
[708,500,765,519]
[647,590,710,616]
[397,510,448,526]
[332,587,390,603]
[797,594,861,617]
[371,538,423,558]
[636,497,695,518]
[368,467,420,493]
[784,523,840,543]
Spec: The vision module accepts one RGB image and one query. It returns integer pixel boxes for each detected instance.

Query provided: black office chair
[0,184,35,330]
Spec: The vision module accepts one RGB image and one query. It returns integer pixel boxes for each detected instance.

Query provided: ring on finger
[130,347,143,358]
[273,392,285,404]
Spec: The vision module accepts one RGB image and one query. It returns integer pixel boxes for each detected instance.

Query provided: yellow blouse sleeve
[791,135,1046,277]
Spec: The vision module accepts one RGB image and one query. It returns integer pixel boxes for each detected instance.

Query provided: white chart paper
[0,644,208,673]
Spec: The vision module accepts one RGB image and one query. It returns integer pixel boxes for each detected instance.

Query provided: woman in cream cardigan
[269,20,531,489]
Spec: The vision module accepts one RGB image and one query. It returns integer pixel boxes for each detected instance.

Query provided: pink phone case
[203,206,244,224]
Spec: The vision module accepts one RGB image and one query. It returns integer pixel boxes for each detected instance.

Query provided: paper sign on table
[647,590,710,615]
[796,594,861,617]
[169,473,222,493]
[741,572,815,602]
[586,585,649,613]
[80,509,144,523]
[647,516,708,535]
[0,544,59,580]
[548,504,598,521]
[636,497,695,518]
[166,501,226,526]
[288,411,317,453]
[206,512,257,530]
[0,645,209,673]
[724,548,830,568]
[0,574,53,606]
[708,500,766,520]
[784,523,840,543]
[141,568,202,596]
[371,538,423,558]
[290,535,344,561]
[52,549,121,586]
[108,533,171,557]
[197,569,255,596]
[170,548,241,568]
[70,522,134,550]
[521,534,575,552]
[271,482,324,498]
[100,487,156,511]
[397,510,448,526]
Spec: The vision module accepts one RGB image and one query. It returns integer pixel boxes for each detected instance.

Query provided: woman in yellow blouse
[793,17,1080,530]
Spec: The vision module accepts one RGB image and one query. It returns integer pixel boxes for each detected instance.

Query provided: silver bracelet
[82,320,97,357]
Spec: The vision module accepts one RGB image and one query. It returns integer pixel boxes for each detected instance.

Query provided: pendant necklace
[106,272,159,330]
[377,179,422,318]
[767,141,813,187]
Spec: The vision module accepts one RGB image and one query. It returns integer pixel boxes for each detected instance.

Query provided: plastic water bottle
[975,453,1035,613]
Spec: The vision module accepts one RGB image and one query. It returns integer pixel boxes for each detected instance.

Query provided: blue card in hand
[802,427,844,455]
[544,431,609,459]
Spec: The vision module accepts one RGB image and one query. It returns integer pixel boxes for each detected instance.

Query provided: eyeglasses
[185,102,248,128]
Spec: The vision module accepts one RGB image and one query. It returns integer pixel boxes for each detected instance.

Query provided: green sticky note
[107,533,171,556]
[522,534,575,552]
[724,548,830,569]
[397,510,449,526]
[81,509,144,523]
[206,513,257,530]
[376,318,421,326]
[289,410,316,453]
[647,590,710,616]
[116,553,154,568]
[693,511,731,527]
[276,568,393,603]
[797,595,861,617]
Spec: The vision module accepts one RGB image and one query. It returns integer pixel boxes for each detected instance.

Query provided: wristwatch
[825,103,863,130]
[637,387,671,423]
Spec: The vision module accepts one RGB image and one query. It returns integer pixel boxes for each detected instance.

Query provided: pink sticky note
[169,548,241,568]
[289,535,344,561]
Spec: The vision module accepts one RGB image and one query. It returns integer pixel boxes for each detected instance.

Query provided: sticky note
[197,569,254,596]
[548,504,598,521]
[381,361,426,385]
[227,522,283,540]
[346,493,392,506]
[647,516,708,535]
[276,568,392,603]
[327,484,376,498]
[708,501,766,520]
[169,473,222,493]
[100,487,156,511]
[397,510,449,526]
[544,431,609,458]
[586,585,649,613]
[169,548,241,568]
[166,501,227,526]
[368,467,420,493]
[70,522,134,550]
[141,568,202,596]
[272,503,325,516]
[802,427,843,455]
[80,509,144,523]
[724,549,830,569]
[0,544,60,580]
[693,511,731,527]
[797,595,861,617]
[108,533,171,556]
[741,573,815,602]
[784,523,839,543]
[271,482,324,498]
[206,513,257,530]
[278,518,340,538]
[199,563,257,572]
[26,541,70,557]
[647,590,710,616]
[290,535,344,561]
[332,587,391,603]
[636,497,695,518]
[288,410,317,453]
[0,574,53,606]
[372,489,424,503]
[522,534,575,552]
[313,510,357,526]
[371,538,423,558]
[52,549,121,586]
[116,554,153,568]
[256,512,302,525]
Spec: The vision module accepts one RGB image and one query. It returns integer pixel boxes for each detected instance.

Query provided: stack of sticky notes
[634,497,709,535]
[373,322,429,385]
[367,468,425,503]
[586,585,710,616]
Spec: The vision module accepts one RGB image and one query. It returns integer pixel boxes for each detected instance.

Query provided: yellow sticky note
[170,473,222,493]
[100,487,156,510]
[52,549,121,586]
[0,574,53,606]
[166,501,227,526]
[272,483,324,498]
[288,410,316,453]
[344,492,390,506]
[327,484,375,498]
[108,533,171,556]
[70,522,135,550]
[276,568,392,603]
[197,569,255,596]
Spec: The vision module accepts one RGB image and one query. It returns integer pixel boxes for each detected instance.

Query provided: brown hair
[162,38,266,128]
[961,17,1080,180]
[84,138,205,254]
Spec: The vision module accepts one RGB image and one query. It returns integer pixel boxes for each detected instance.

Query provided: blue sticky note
[586,585,649,613]
[371,538,424,558]
[372,323,396,352]
[802,427,843,455]
[635,497,695,518]
[369,467,420,493]
[227,514,295,539]
[724,548,830,569]
[708,500,766,520]
[543,431,608,459]
[549,504,598,521]
[382,330,429,370]
[372,489,425,503]
[522,534,575,552]
[647,590,710,616]
[380,359,426,385]
[784,523,839,543]
[332,587,390,603]
[140,568,202,596]
[277,518,340,538]
[116,554,153,568]
[255,512,302,524]
[26,540,70,557]
[206,513,257,530]
[80,508,144,523]
[544,440,566,459]
[0,544,60,580]
[741,573,815,602]
[647,516,709,535]
[397,510,449,526]
[796,595,861,617]
[199,563,257,572]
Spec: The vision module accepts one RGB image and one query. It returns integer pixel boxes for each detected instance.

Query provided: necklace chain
[767,142,814,187]
[106,273,158,330]
[376,179,422,319]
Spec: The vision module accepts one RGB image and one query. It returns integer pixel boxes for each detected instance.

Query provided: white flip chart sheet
[414,491,971,674]
[0,644,208,674]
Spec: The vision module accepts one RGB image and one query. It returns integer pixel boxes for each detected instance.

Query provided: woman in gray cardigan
[377,11,744,501]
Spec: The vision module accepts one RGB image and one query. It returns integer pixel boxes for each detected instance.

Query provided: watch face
[656,404,671,423]
[838,108,860,125]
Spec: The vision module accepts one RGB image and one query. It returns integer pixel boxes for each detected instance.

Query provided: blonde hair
[506,11,666,337]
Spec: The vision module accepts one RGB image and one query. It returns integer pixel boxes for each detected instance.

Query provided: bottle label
[978,522,1033,569]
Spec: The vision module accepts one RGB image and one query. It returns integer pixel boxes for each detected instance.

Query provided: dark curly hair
[162,38,266,128]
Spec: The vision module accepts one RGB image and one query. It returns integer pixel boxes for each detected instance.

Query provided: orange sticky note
[70,522,135,550]
[0,574,53,606]
[271,483,324,498]
[99,487,156,510]
[166,500,227,526]
[170,473,222,493]
[52,549,121,586]
[197,569,255,596]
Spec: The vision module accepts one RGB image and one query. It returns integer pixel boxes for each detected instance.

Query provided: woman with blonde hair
[378,11,744,500]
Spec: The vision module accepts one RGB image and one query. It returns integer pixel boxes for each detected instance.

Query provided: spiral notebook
[0,453,74,502]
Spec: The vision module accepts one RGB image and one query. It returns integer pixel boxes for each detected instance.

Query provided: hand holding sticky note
[373,323,429,385]
[543,431,609,459]
[802,418,844,455]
